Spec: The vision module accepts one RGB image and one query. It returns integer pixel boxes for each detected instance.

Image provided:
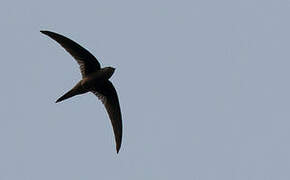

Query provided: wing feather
[41,30,101,77]
[91,81,122,153]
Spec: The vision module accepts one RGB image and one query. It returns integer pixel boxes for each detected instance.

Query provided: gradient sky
[1,0,290,179]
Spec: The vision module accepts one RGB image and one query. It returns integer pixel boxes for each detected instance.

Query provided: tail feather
[56,81,87,103]
[56,89,77,103]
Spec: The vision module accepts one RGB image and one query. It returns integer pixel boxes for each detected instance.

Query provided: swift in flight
[41,31,122,153]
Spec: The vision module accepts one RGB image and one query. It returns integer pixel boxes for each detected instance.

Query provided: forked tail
[56,81,88,103]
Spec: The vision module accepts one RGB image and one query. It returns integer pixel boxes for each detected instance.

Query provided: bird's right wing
[41,30,101,77]
[91,80,122,153]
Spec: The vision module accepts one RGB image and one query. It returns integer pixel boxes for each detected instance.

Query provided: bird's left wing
[91,80,122,153]
[41,30,101,77]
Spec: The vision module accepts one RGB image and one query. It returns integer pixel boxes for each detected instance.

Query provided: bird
[40,30,122,153]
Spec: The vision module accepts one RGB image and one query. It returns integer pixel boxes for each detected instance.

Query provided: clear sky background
[1,0,290,179]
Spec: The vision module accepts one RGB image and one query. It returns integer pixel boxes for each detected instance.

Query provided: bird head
[103,67,115,79]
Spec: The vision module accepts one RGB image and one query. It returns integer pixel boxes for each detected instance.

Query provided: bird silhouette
[41,30,122,153]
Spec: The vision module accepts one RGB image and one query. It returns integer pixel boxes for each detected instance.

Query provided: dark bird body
[41,30,122,153]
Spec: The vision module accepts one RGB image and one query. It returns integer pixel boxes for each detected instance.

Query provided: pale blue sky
[1,0,290,179]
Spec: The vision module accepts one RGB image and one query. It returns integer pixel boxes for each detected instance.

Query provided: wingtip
[40,30,53,35]
[116,144,121,154]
